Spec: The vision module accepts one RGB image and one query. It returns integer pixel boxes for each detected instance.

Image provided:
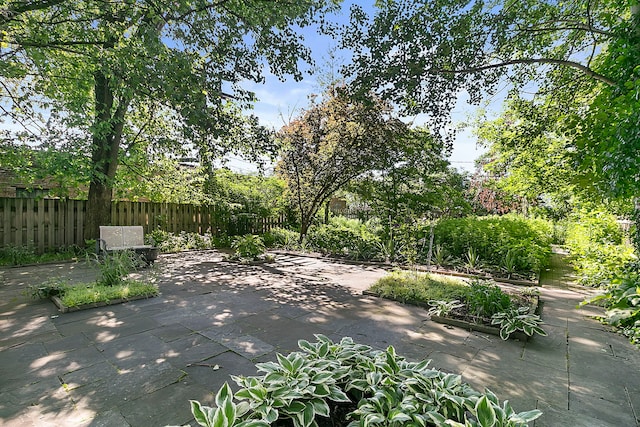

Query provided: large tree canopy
[276,88,407,239]
[1,0,338,238]
[343,0,640,204]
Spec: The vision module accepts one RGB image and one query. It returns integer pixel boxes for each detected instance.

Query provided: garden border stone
[50,293,158,313]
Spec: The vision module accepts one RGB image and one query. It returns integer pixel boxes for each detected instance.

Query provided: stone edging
[363,290,541,342]
[50,293,158,313]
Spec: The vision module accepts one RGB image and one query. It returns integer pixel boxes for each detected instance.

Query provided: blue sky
[238,0,492,174]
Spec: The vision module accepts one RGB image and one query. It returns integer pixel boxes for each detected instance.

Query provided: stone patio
[0,250,638,426]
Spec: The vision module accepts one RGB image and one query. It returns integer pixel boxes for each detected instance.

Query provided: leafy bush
[147,230,220,252]
[306,217,382,260]
[430,215,553,276]
[565,210,635,287]
[263,227,300,250]
[466,279,513,318]
[231,235,266,260]
[581,260,640,347]
[182,335,541,427]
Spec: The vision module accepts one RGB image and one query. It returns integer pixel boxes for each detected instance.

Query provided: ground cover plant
[30,250,158,309]
[0,244,87,266]
[181,335,542,427]
[369,272,546,340]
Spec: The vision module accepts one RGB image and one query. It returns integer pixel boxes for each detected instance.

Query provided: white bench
[98,226,159,264]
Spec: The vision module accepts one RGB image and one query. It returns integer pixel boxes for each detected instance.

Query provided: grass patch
[59,280,158,308]
[369,270,469,303]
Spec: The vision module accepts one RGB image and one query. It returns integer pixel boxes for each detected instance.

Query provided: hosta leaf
[318,341,330,357]
[234,389,252,400]
[264,372,287,384]
[235,421,270,427]
[215,383,233,408]
[277,353,295,373]
[389,409,411,422]
[285,401,306,413]
[311,371,334,384]
[292,354,305,372]
[425,411,446,426]
[499,327,510,340]
[311,398,330,417]
[222,395,236,425]
[211,407,226,427]
[475,395,496,427]
[298,339,315,353]
[190,400,212,427]
[510,409,543,423]
[328,386,351,402]
[314,383,330,397]
[255,362,280,373]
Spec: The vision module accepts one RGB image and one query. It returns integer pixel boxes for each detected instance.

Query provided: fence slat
[0,197,287,252]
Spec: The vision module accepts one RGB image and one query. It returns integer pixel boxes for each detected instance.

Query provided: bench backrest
[99,226,145,249]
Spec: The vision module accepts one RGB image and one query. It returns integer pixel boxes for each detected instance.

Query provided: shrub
[147,230,218,252]
[263,227,300,249]
[565,210,635,287]
[581,260,640,347]
[183,335,542,427]
[429,215,553,276]
[231,235,266,260]
[306,217,382,260]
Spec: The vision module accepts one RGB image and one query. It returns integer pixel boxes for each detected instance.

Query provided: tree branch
[0,0,66,26]
[427,58,616,87]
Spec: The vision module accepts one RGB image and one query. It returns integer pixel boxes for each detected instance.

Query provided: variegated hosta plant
[176,335,542,427]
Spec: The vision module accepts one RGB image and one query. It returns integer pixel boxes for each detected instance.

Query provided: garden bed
[51,293,157,313]
[366,271,546,341]
[431,294,540,342]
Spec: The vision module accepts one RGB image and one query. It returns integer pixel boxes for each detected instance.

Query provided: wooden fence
[0,198,287,252]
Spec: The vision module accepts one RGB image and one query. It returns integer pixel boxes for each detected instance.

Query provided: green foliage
[348,127,470,222]
[370,271,469,303]
[29,278,69,299]
[432,215,553,276]
[207,169,288,217]
[581,261,640,347]
[276,88,408,239]
[97,250,145,287]
[306,217,382,261]
[466,280,513,318]
[565,210,635,287]
[491,307,547,340]
[0,245,85,266]
[231,235,266,261]
[147,230,220,253]
[59,280,158,308]
[428,300,465,317]
[263,228,301,250]
[30,277,158,308]
[184,335,542,427]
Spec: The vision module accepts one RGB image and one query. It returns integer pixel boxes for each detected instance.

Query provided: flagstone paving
[1,249,638,426]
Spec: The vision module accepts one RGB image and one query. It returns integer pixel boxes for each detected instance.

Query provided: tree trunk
[84,70,129,241]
